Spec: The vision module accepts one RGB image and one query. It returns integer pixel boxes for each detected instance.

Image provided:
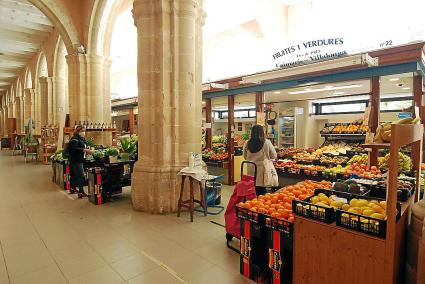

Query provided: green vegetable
[105,147,119,157]
[85,137,95,148]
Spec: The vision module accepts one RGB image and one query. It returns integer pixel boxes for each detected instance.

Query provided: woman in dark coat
[68,125,93,198]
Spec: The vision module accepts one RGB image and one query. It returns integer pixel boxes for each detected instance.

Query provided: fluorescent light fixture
[240,53,379,84]
[389,78,399,82]
[333,92,345,95]
[273,91,281,94]
[288,84,362,95]
[402,87,410,90]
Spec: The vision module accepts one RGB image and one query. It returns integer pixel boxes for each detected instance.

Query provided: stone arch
[34,53,48,132]
[87,0,133,56]
[26,0,82,54]
[53,37,69,125]
[24,69,33,89]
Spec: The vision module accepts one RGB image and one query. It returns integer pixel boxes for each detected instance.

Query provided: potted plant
[93,149,107,164]
[119,135,138,161]
[105,147,119,163]
[24,133,38,153]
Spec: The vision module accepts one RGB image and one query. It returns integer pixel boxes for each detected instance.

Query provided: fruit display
[277,147,312,159]
[238,180,332,222]
[332,180,368,195]
[274,160,296,169]
[374,117,420,143]
[373,178,415,201]
[319,155,349,165]
[234,133,249,147]
[378,152,411,173]
[328,123,368,134]
[340,198,387,221]
[314,142,351,156]
[202,148,229,162]
[308,191,348,209]
[293,151,319,163]
[320,125,334,134]
[348,154,368,165]
[324,163,382,179]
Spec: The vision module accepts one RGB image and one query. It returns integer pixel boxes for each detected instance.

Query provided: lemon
[372,204,384,214]
[311,196,319,205]
[370,213,385,220]
[348,208,358,214]
[330,201,343,208]
[350,199,359,207]
[342,204,350,211]
[362,209,374,217]
[357,200,368,207]
[379,201,386,209]
[360,217,370,224]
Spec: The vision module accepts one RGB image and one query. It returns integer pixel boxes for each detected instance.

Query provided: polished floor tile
[0,151,247,283]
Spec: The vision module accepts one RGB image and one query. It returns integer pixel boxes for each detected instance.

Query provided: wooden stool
[177,175,207,222]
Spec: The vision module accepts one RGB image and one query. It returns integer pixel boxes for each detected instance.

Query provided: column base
[131,162,183,214]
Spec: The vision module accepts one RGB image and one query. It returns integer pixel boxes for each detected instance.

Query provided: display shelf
[294,123,423,284]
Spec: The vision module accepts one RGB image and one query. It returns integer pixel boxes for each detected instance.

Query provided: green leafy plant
[105,147,119,157]
[24,133,37,146]
[50,149,64,162]
[93,150,105,159]
[85,137,95,148]
[242,132,250,141]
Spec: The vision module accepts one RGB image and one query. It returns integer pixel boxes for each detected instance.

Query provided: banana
[412,117,420,124]
[396,118,414,124]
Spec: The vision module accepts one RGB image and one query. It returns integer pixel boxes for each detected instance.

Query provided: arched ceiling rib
[0,0,54,91]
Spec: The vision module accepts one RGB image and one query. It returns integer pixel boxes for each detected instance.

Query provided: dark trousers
[70,163,85,193]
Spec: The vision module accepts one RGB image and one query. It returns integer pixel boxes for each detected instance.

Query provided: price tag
[204,122,211,129]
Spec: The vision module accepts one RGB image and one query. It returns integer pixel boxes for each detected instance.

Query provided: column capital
[65,54,111,66]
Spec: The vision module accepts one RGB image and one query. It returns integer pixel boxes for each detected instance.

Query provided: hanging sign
[362,106,371,126]
[256,112,266,126]
[272,38,347,69]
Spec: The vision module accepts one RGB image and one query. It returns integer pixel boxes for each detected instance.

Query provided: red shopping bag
[224,174,257,238]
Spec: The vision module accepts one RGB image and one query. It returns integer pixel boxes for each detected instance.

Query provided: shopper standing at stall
[68,125,93,198]
[243,124,278,194]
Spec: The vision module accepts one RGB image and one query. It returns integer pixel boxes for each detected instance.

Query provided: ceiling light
[288,84,362,95]
[402,87,410,90]
[333,92,345,95]
[273,91,281,94]
[389,78,399,82]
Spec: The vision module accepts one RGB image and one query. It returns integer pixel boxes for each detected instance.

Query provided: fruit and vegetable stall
[235,123,423,284]
[50,135,138,205]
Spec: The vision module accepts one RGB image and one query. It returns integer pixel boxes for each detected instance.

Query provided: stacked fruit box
[236,206,268,283]
[265,216,293,284]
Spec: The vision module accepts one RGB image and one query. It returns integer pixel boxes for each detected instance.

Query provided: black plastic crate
[369,185,414,202]
[236,205,265,225]
[335,198,401,239]
[292,189,352,223]
[265,217,293,250]
[335,210,386,238]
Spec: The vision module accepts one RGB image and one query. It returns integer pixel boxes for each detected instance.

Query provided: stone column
[38,77,54,127]
[23,89,34,127]
[0,108,4,136]
[66,54,109,124]
[15,97,23,133]
[52,77,67,126]
[131,0,204,213]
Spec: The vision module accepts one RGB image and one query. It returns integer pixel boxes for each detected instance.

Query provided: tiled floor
[0,151,250,284]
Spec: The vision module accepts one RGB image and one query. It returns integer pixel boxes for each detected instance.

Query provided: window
[380,99,412,111]
[235,110,249,118]
[321,102,367,114]
[221,112,228,119]
[249,110,256,117]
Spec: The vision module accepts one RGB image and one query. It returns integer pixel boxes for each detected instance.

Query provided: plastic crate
[292,188,367,223]
[369,185,413,202]
[335,198,401,239]
[236,205,265,225]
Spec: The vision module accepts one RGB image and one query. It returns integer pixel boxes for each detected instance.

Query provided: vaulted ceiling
[0,0,54,92]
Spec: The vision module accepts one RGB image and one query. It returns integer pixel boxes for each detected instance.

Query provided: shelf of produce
[321,133,366,137]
